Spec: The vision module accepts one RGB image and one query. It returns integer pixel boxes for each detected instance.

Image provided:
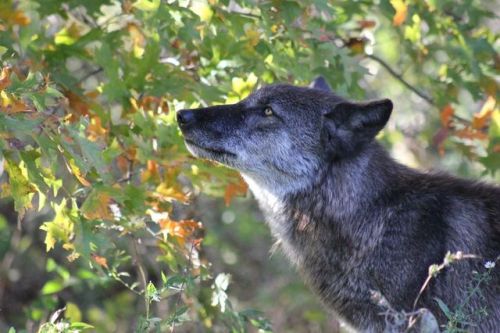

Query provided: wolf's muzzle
[176,109,195,128]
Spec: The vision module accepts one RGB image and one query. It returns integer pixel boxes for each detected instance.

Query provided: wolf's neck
[246,143,396,209]
[243,143,403,248]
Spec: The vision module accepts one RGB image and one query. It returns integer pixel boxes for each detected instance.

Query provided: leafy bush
[0,0,497,332]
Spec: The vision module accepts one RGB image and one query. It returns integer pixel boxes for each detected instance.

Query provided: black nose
[177,109,195,127]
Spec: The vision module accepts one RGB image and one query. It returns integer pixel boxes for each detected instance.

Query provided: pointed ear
[326,99,393,138]
[309,76,332,92]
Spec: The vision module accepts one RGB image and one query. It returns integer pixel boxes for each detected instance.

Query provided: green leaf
[3,160,36,211]
[70,322,94,330]
[41,280,64,295]
[133,0,160,12]
[146,281,160,303]
[434,297,452,319]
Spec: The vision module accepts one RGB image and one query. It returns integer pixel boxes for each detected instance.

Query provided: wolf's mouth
[185,139,237,158]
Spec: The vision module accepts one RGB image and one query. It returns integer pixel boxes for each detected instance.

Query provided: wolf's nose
[177,109,195,126]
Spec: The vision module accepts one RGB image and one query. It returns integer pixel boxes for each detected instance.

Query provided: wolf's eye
[264,107,273,116]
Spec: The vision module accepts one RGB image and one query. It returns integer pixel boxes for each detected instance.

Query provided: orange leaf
[92,254,109,269]
[159,218,202,246]
[0,67,11,91]
[83,192,113,221]
[67,159,91,187]
[87,114,107,141]
[12,10,31,26]
[140,96,169,113]
[440,104,454,127]
[358,20,376,29]
[472,96,495,129]
[127,23,145,47]
[141,160,159,182]
[224,177,248,206]
[390,0,407,26]
[454,128,489,141]
[65,90,90,122]
[0,91,33,113]
[154,183,190,203]
[116,155,130,174]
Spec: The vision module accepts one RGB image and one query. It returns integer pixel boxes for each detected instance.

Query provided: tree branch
[366,54,435,105]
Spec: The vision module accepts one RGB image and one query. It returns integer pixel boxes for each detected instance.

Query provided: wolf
[177,77,500,332]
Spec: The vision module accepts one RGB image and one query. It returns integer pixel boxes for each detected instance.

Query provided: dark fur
[177,79,500,332]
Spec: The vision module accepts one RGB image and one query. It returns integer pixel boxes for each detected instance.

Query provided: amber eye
[264,107,273,116]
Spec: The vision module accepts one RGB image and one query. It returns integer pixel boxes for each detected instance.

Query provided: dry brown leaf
[0,91,33,114]
[454,128,489,141]
[65,90,90,121]
[440,104,454,127]
[87,114,107,141]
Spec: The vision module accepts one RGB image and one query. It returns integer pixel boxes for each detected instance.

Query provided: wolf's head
[177,78,392,195]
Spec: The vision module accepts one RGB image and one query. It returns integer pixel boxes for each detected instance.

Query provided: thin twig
[367,54,435,105]
[131,238,149,316]
[412,252,479,311]
[74,67,103,87]
[170,242,195,333]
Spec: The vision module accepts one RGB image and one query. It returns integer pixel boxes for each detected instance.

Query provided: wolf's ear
[309,76,332,92]
[325,98,393,142]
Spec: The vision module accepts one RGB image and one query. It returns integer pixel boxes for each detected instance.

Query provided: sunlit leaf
[4,160,36,211]
[472,96,495,130]
[390,0,407,26]
[0,67,11,91]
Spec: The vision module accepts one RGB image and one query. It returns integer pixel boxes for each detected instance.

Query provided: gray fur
[177,78,500,332]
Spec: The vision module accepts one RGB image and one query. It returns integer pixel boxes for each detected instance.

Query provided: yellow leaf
[390,0,407,26]
[244,26,260,47]
[0,91,32,113]
[133,0,160,12]
[231,73,258,98]
[472,96,496,129]
[154,183,189,203]
[40,199,76,252]
[4,160,36,211]
[191,1,213,22]
[0,67,11,91]
[65,302,82,322]
[67,158,91,187]
[127,23,145,58]
[54,25,80,45]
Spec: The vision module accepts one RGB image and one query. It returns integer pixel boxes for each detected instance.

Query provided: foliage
[435,260,496,333]
[0,0,497,332]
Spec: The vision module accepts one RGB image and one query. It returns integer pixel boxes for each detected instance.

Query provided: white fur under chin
[241,173,307,267]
